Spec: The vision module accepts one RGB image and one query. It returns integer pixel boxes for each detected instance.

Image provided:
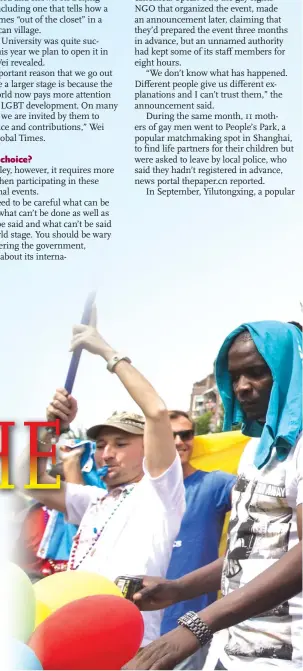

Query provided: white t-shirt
[65,454,185,647]
[210,436,303,670]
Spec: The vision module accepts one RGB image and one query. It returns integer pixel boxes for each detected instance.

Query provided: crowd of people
[14,312,302,670]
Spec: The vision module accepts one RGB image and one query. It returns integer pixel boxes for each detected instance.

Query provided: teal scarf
[215,321,302,469]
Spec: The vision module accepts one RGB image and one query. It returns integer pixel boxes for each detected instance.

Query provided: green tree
[195,412,212,435]
[213,403,241,433]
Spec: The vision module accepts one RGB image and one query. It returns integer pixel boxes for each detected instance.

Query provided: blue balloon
[11,640,43,670]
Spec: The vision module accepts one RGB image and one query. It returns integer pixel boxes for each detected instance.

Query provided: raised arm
[15,389,78,512]
[70,307,176,477]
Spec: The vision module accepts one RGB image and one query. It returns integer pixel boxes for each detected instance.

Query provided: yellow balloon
[35,600,52,628]
[34,571,123,614]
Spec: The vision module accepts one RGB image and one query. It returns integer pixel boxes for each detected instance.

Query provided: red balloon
[29,594,144,670]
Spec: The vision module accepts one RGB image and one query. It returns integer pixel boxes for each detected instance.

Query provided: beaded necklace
[69,486,135,570]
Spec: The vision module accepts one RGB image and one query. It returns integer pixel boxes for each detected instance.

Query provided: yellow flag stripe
[189,431,249,556]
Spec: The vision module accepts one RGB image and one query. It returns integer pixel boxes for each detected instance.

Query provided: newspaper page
[0,0,302,669]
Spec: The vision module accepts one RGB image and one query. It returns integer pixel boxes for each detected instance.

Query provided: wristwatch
[177,611,213,647]
[107,353,132,373]
[40,424,71,446]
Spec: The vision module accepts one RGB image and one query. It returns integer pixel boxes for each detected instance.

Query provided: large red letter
[24,420,60,490]
[0,421,15,489]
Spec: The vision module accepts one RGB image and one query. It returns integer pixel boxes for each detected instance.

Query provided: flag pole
[64,291,96,394]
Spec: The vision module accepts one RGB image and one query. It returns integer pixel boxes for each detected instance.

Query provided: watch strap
[177,611,213,647]
[107,354,132,373]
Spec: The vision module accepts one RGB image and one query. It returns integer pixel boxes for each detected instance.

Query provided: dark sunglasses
[173,430,194,441]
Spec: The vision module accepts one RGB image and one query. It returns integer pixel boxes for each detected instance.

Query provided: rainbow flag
[190,431,249,555]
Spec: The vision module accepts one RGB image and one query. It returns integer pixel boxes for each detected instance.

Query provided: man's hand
[70,305,178,479]
[70,323,112,358]
[125,627,199,670]
[60,445,85,485]
[69,305,115,360]
[59,445,85,462]
[47,388,78,429]
[132,577,182,611]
